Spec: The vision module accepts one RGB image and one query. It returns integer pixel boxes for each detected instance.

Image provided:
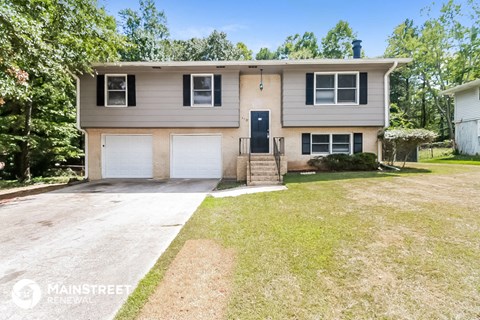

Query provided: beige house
[75,58,410,184]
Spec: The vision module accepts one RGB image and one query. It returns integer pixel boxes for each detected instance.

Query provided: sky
[99,0,471,58]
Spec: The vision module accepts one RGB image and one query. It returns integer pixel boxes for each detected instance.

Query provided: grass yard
[116,163,480,320]
[419,147,480,165]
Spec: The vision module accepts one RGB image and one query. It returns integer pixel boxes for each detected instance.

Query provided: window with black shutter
[302,133,311,154]
[97,74,136,107]
[353,133,363,153]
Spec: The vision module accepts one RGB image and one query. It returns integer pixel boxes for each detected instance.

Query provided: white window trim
[314,72,359,106]
[105,74,128,107]
[191,74,214,107]
[310,133,353,155]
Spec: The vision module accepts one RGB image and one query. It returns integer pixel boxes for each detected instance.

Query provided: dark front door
[250,111,269,153]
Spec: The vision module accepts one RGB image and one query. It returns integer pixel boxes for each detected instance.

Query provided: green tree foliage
[236,42,253,60]
[385,1,480,139]
[171,30,250,61]
[389,103,415,129]
[276,32,320,59]
[258,22,359,59]
[255,47,278,60]
[0,0,122,180]
[321,20,357,58]
[119,0,169,61]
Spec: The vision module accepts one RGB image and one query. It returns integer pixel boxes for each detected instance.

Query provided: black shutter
[214,74,222,106]
[305,73,314,105]
[359,72,368,105]
[302,133,311,155]
[127,75,136,106]
[96,75,105,106]
[183,74,191,106]
[353,133,363,153]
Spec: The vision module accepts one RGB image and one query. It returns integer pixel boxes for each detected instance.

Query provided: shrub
[379,128,437,167]
[352,152,378,170]
[308,152,378,171]
[322,154,353,171]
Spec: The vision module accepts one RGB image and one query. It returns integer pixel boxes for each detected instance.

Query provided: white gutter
[378,61,399,163]
[92,58,413,68]
[69,72,89,180]
[384,61,398,128]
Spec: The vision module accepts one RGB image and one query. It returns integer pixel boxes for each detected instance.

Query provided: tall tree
[255,47,278,60]
[321,20,357,58]
[0,0,122,180]
[171,30,249,61]
[385,0,480,139]
[119,0,169,61]
[276,32,320,59]
[236,42,253,60]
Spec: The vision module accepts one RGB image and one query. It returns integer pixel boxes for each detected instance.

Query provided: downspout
[384,61,398,128]
[378,61,399,162]
[68,71,89,180]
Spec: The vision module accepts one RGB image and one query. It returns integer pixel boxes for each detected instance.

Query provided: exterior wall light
[259,68,264,91]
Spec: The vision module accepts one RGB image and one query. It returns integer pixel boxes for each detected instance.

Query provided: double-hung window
[105,74,127,107]
[311,133,352,154]
[191,74,213,106]
[315,72,359,105]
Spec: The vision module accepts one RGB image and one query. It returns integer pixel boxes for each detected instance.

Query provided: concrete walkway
[210,185,287,198]
[0,179,217,320]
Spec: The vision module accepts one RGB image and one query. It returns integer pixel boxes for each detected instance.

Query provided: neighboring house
[441,79,480,155]
[75,50,410,184]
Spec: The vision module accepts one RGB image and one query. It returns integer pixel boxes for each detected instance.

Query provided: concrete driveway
[0,179,218,320]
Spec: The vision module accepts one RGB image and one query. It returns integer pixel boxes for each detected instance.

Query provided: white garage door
[171,135,222,178]
[103,135,153,178]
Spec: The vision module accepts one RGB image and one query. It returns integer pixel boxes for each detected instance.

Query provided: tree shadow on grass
[284,167,432,184]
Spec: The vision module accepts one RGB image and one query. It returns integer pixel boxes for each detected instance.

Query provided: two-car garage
[102,134,222,179]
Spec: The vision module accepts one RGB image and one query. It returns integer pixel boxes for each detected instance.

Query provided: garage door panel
[104,135,153,178]
[171,135,222,178]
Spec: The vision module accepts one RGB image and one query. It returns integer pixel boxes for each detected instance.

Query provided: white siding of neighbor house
[454,87,480,122]
[456,119,480,155]
[80,69,240,128]
[282,67,386,127]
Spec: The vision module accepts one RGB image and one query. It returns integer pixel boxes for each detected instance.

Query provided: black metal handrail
[239,137,251,182]
[273,137,285,181]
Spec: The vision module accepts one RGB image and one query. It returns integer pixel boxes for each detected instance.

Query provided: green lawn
[116,163,480,320]
[419,147,480,165]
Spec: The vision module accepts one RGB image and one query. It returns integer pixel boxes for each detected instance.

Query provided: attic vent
[216,66,226,69]
[152,66,162,69]
[248,66,258,69]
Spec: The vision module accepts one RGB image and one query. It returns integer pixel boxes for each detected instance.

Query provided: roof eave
[91,58,412,68]
[440,79,480,95]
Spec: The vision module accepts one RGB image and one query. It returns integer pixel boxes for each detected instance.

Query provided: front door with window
[250,111,269,153]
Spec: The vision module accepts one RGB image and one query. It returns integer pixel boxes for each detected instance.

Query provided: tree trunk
[18,102,33,182]
[445,98,454,140]
[421,78,427,127]
[425,79,454,140]
[405,77,410,115]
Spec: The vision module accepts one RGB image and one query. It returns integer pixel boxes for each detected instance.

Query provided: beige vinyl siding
[282,68,385,127]
[455,88,480,122]
[80,70,240,128]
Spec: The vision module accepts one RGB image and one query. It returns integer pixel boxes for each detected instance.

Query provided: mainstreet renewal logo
[11,279,42,309]
[11,279,131,309]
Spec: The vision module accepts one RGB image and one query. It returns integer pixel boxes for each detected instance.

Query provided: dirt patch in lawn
[347,169,480,211]
[137,239,235,320]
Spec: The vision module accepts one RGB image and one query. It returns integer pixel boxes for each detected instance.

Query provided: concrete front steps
[247,155,283,186]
